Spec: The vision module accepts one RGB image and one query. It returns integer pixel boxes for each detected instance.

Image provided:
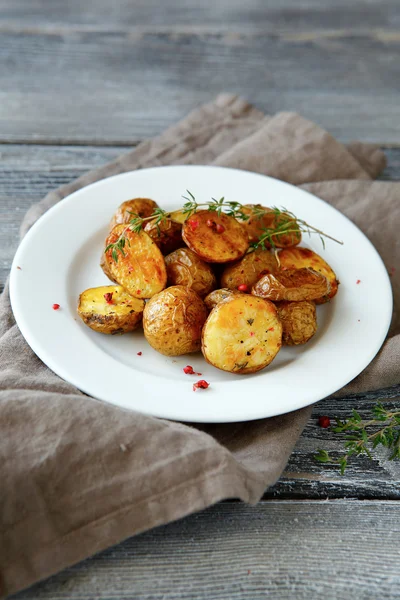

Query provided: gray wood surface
[0,1,399,144]
[13,501,400,600]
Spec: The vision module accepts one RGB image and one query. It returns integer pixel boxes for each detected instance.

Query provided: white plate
[10,166,392,423]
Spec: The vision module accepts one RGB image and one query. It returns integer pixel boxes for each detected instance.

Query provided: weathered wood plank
[0,31,399,144]
[1,0,399,32]
[13,500,400,600]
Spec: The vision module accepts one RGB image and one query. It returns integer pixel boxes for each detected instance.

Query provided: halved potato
[252,268,330,302]
[165,248,217,298]
[144,218,183,255]
[143,286,208,356]
[278,247,339,304]
[220,247,278,291]
[182,210,249,263]
[78,285,144,334]
[201,295,282,374]
[104,224,167,298]
[276,300,317,345]
[168,209,187,225]
[238,205,302,248]
[204,288,240,310]
[109,198,158,230]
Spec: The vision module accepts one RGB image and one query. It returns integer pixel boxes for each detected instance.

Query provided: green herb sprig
[315,403,400,474]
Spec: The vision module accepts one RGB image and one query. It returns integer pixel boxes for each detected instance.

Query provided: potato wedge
[144,218,183,255]
[109,198,158,230]
[278,247,339,304]
[238,205,302,247]
[276,300,317,345]
[143,286,208,356]
[202,294,282,374]
[182,210,249,263]
[165,248,217,298]
[104,224,167,299]
[78,285,144,334]
[220,247,278,291]
[204,288,240,310]
[252,268,330,302]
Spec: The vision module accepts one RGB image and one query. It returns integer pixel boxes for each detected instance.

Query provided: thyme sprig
[181,190,249,220]
[252,206,343,252]
[315,403,400,474]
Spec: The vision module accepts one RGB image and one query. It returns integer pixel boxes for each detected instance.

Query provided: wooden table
[1,2,400,598]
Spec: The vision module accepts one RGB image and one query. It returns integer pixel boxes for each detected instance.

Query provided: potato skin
[201,295,282,374]
[182,210,249,263]
[165,248,217,298]
[220,247,278,291]
[276,300,317,345]
[109,198,158,230]
[204,288,240,310]
[104,224,167,299]
[252,268,330,302]
[239,205,302,247]
[144,218,184,255]
[143,286,208,356]
[278,247,339,304]
[78,285,144,334]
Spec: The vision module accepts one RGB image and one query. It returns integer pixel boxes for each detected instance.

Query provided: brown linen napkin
[0,94,398,598]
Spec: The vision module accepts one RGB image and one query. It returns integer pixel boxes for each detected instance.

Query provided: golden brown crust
[201,295,282,374]
[275,300,317,345]
[143,286,208,356]
[144,218,184,255]
[220,247,278,291]
[165,248,217,298]
[203,288,241,310]
[182,210,249,263]
[278,247,339,304]
[238,205,302,248]
[78,286,145,334]
[104,224,167,299]
[109,198,159,230]
[252,268,330,302]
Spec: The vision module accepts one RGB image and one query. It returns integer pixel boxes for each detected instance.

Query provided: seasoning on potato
[238,204,302,247]
[182,210,249,263]
[109,198,159,231]
[165,247,217,298]
[78,285,145,334]
[276,300,317,345]
[201,294,282,374]
[104,224,167,299]
[220,247,278,291]
[252,268,330,302]
[143,286,208,356]
[278,247,339,304]
[144,217,184,255]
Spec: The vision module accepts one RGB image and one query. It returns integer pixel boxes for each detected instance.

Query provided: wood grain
[0,30,399,144]
[13,500,400,600]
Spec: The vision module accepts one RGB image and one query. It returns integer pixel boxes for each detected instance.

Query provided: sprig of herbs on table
[105,191,342,262]
[315,403,400,473]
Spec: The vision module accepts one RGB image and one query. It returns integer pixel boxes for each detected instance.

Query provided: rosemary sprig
[315,403,400,474]
[252,206,343,252]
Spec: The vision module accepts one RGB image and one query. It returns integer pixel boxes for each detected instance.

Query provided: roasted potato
[100,247,118,283]
[182,210,249,263]
[220,247,278,291]
[143,286,208,356]
[168,209,187,225]
[109,198,159,230]
[144,218,184,255]
[78,285,144,334]
[202,294,282,374]
[276,301,317,345]
[278,247,339,304]
[165,248,217,298]
[252,268,330,302]
[204,288,240,310]
[238,205,302,248]
[104,224,167,299]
